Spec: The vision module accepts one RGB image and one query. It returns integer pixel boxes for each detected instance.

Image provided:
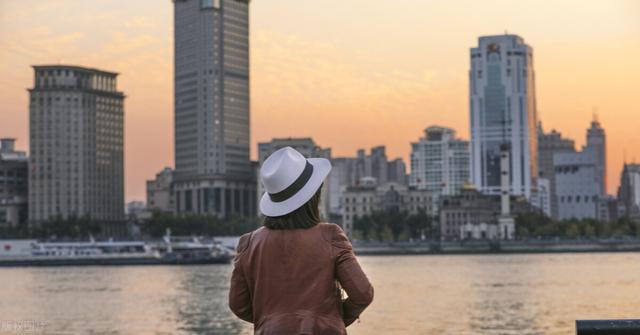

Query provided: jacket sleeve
[331,225,374,327]
[228,233,253,323]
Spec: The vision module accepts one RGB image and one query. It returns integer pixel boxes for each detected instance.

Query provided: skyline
[1,0,639,201]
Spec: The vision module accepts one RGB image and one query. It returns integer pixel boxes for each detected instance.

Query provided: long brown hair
[263,185,322,230]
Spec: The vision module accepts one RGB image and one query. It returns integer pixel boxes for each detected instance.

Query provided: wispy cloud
[124,16,158,29]
[250,30,463,159]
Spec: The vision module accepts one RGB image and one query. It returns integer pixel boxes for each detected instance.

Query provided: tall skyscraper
[173,0,255,217]
[409,126,470,196]
[537,123,575,218]
[28,65,125,223]
[617,163,640,218]
[469,34,538,199]
[586,116,607,195]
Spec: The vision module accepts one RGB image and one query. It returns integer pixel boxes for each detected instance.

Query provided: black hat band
[268,161,314,203]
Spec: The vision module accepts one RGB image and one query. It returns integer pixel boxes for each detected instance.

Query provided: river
[1,252,639,334]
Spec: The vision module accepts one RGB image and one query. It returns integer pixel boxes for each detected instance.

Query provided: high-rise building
[365,146,389,185]
[469,34,538,199]
[554,148,600,220]
[617,163,640,218]
[173,0,255,217]
[354,146,407,186]
[328,157,359,216]
[0,138,28,227]
[553,119,608,220]
[146,167,175,213]
[537,123,575,218]
[28,65,125,225]
[586,117,607,195]
[328,146,407,217]
[387,158,408,185]
[257,138,331,218]
[409,126,470,196]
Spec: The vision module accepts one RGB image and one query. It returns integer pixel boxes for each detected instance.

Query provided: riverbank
[353,239,640,255]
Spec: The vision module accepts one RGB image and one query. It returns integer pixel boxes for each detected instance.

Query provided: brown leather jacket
[229,223,374,334]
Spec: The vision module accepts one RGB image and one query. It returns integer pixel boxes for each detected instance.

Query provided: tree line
[0,212,261,240]
[141,212,261,238]
[0,215,100,240]
[350,210,640,242]
[353,210,436,241]
[516,212,640,239]
[3,210,638,241]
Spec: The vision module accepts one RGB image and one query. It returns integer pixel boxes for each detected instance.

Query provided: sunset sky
[1,0,639,202]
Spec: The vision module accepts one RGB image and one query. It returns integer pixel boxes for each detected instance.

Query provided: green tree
[353,214,374,240]
[142,212,260,238]
[406,210,432,240]
[566,222,580,238]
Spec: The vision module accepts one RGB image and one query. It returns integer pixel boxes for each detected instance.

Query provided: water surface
[1,253,639,334]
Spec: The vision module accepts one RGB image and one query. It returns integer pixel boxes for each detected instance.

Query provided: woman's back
[229,147,373,334]
[229,223,373,335]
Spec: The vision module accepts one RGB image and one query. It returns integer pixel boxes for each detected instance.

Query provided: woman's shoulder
[236,227,267,253]
[317,223,348,242]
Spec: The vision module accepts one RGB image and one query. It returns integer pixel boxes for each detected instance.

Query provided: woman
[229,146,374,334]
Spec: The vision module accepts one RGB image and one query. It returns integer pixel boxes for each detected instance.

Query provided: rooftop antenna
[592,106,599,124]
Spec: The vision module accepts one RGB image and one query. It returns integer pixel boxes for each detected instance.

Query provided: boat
[154,235,234,265]
[0,235,233,267]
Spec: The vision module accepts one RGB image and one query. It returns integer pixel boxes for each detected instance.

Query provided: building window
[201,0,220,9]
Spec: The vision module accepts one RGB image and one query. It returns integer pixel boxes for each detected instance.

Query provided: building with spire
[469,34,539,200]
[554,118,608,220]
[586,116,607,195]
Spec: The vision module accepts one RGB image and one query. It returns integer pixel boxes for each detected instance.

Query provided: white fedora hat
[259,146,331,217]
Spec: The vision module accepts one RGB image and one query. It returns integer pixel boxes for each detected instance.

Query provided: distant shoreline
[353,239,640,256]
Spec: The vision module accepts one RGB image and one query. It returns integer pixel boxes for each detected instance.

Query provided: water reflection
[172,266,248,335]
[466,255,538,334]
